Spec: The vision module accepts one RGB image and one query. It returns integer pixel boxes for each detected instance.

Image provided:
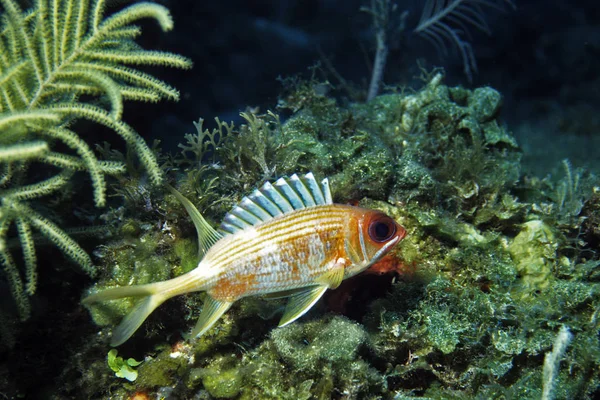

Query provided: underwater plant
[414,0,516,82]
[0,0,191,319]
[360,0,516,101]
[107,348,143,382]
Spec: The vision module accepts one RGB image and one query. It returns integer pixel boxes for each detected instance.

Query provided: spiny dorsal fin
[167,184,222,259]
[218,172,332,235]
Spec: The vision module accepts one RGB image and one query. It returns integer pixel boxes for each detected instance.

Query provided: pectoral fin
[278,285,328,327]
[316,263,345,289]
[262,287,310,300]
[191,296,233,338]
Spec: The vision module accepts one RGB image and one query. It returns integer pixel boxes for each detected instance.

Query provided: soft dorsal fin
[166,184,222,260]
[219,172,332,235]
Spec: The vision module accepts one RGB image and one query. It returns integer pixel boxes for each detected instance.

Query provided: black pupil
[370,219,395,242]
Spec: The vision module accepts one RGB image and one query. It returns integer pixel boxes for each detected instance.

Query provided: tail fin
[110,294,167,346]
[83,284,158,304]
[83,282,169,346]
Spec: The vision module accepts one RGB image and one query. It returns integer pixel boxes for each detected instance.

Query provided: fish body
[84,173,406,346]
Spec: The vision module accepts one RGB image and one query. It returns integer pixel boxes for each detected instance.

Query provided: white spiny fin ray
[166,184,222,260]
[261,181,294,213]
[191,297,233,338]
[278,285,328,327]
[321,177,333,204]
[223,214,252,230]
[218,172,331,234]
[302,172,325,205]
[249,189,282,217]
[230,205,261,225]
[240,197,272,221]
[274,177,305,210]
[290,173,316,207]
[219,222,240,235]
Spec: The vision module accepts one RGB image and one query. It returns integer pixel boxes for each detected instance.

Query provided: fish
[83,172,407,346]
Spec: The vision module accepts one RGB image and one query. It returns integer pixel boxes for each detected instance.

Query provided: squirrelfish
[83,173,406,346]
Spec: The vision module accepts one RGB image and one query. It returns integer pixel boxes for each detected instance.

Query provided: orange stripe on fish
[83,173,406,346]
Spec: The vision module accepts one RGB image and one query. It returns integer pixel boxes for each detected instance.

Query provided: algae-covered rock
[270,316,367,372]
[172,237,199,274]
[398,72,448,133]
[134,349,188,389]
[237,316,382,398]
[197,358,242,398]
[468,86,503,122]
[382,74,522,231]
[508,220,558,291]
[65,71,600,400]
[84,230,173,326]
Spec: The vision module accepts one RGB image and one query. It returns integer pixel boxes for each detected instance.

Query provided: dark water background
[130,0,599,178]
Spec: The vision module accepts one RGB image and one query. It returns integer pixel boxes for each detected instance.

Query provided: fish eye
[368,216,397,243]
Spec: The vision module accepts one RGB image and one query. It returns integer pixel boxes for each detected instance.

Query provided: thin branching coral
[0,0,191,320]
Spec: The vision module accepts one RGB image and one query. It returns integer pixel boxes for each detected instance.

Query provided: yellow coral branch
[16,202,96,276]
[16,217,37,295]
[0,141,48,162]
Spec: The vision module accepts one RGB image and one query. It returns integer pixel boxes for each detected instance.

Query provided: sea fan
[414,0,516,81]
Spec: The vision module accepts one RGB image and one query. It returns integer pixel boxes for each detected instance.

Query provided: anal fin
[191,296,232,338]
[278,285,328,327]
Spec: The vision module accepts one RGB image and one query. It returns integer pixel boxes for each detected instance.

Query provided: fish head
[345,207,407,276]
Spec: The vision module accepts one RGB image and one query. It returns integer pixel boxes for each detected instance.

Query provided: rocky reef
[3,71,598,399]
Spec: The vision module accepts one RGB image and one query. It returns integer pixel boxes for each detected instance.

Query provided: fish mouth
[370,234,403,266]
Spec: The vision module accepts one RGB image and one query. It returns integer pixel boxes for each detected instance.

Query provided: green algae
[237,316,382,399]
[270,316,367,371]
[107,349,142,382]
[134,347,188,389]
[84,229,173,327]
[173,237,199,274]
[200,367,242,398]
[65,74,600,399]
[508,220,558,292]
